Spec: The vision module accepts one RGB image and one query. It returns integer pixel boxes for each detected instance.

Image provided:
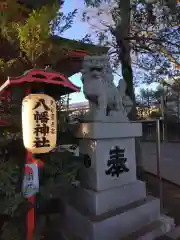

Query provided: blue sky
[61,1,89,103]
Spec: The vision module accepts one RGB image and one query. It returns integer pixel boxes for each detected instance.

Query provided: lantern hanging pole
[25,87,35,240]
[26,151,35,240]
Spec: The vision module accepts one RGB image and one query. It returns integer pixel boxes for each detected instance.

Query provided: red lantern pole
[24,88,45,240]
[26,151,35,240]
[25,87,35,240]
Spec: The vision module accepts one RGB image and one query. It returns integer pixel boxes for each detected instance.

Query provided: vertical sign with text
[22,163,39,198]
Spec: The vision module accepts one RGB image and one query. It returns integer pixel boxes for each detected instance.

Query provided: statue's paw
[94,110,106,120]
[85,109,106,121]
[107,110,128,122]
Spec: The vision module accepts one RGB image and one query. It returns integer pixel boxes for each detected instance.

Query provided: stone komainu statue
[81,55,133,121]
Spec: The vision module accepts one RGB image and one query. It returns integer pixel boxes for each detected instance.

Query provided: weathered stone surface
[70,180,146,215]
[65,196,161,240]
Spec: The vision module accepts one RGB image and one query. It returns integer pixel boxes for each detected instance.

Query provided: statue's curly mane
[81,65,113,88]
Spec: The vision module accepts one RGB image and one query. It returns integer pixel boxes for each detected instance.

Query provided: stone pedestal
[62,122,174,240]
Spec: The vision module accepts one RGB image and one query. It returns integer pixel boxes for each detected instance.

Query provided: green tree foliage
[0,0,77,83]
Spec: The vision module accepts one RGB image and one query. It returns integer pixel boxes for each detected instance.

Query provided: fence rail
[141,120,180,142]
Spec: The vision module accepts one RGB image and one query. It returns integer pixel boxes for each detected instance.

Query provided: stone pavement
[141,142,180,186]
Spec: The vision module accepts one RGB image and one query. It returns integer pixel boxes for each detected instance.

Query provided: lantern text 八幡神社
[22,94,57,154]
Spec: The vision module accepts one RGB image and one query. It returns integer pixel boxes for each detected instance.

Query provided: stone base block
[70,180,146,215]
[157,225,180,240]
[65,196,160,240]
[122,215,174,240]
[61,215,174,240]
[76,122,142,139]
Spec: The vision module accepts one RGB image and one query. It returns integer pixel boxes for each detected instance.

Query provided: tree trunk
[115,0,136,118]
[115,0,144,179]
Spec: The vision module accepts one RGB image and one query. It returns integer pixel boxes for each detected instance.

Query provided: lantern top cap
[0,68,80,98]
